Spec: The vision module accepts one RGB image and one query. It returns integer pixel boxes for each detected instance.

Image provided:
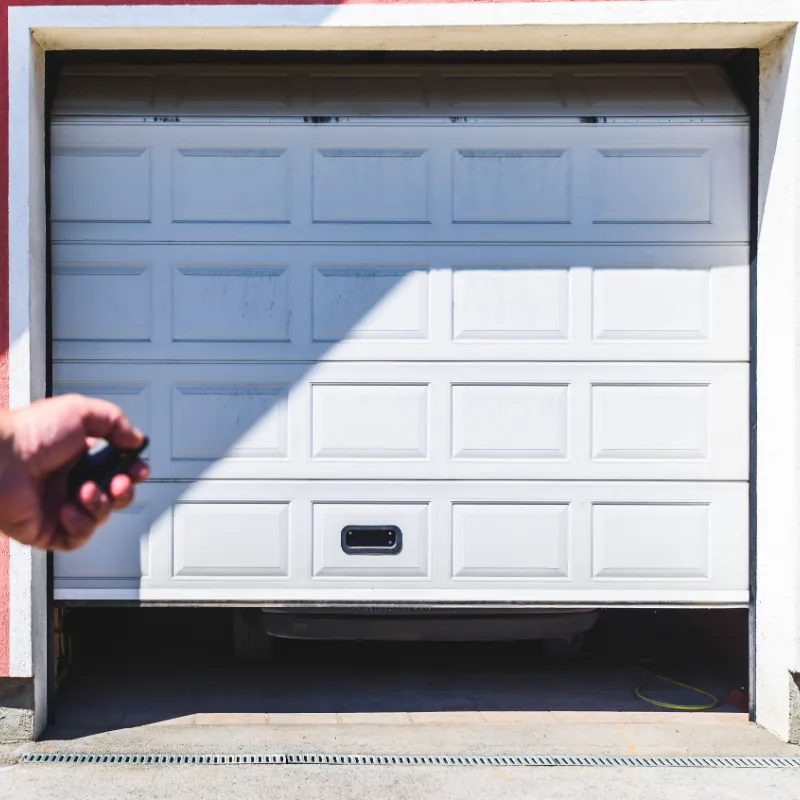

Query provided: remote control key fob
[67,436,149,498]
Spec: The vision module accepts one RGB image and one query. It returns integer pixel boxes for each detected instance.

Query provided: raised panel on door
[172,146,291,223]
[591,146,712,224]
[312,265,430,343]
[171,383,289,461]
[53,361,748,481]
[172,503,290,579]
[313,147,430,223]
[172,265,291,343]
[452,265,570,342]
[591,384,710,461]
[452,504,571,580]
[54,502,152,583]
[451,384,569,460]
[53,263,152,343]
[311,384,429,460]
[452,147,572,223]
[51,144,152,223]
[592,503,711,580]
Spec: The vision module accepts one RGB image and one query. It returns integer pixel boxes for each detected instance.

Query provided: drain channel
[18,753,800,768]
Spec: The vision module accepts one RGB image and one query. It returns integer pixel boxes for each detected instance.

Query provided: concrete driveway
[2,760,800,800]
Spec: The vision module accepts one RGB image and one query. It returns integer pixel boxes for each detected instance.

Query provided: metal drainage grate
[20,754,285,766]
[18,753,800,768]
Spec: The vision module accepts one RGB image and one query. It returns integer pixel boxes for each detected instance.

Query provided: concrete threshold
[140,711,750,727]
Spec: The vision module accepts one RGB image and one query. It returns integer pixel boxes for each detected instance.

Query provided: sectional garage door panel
[53,64,748,119]
[51,242,750,363]
[53,361,748,482]
[53,480,749,604]
[51,122,748,246]
[51,65,749,604]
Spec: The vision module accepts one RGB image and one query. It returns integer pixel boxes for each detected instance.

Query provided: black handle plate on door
[341,525,403,555]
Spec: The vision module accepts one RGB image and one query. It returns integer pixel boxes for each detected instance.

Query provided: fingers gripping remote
[67,437,149,498]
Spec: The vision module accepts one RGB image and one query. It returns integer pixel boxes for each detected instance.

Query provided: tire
[542,633,584,662]
[232,609,274,663]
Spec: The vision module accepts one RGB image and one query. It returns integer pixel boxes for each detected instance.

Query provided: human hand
[0,394,150,551]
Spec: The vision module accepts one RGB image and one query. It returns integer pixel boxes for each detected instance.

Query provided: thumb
[71,396,143,449]
[12,395,144,476]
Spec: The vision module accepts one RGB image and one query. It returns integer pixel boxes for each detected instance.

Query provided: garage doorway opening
[44,50,758,732]
[46,606,749,734]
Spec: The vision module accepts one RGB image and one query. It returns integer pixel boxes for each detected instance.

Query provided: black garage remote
[67,436,149,498]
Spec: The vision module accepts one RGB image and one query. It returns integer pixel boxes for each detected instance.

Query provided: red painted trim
[7,0,646,5]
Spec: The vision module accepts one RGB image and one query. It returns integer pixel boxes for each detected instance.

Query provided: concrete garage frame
[4,0,800,742]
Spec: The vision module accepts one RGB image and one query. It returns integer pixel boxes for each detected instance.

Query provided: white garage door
[50,64,750,604]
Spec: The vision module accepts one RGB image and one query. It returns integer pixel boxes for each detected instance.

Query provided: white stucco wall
[756,28,800,741]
